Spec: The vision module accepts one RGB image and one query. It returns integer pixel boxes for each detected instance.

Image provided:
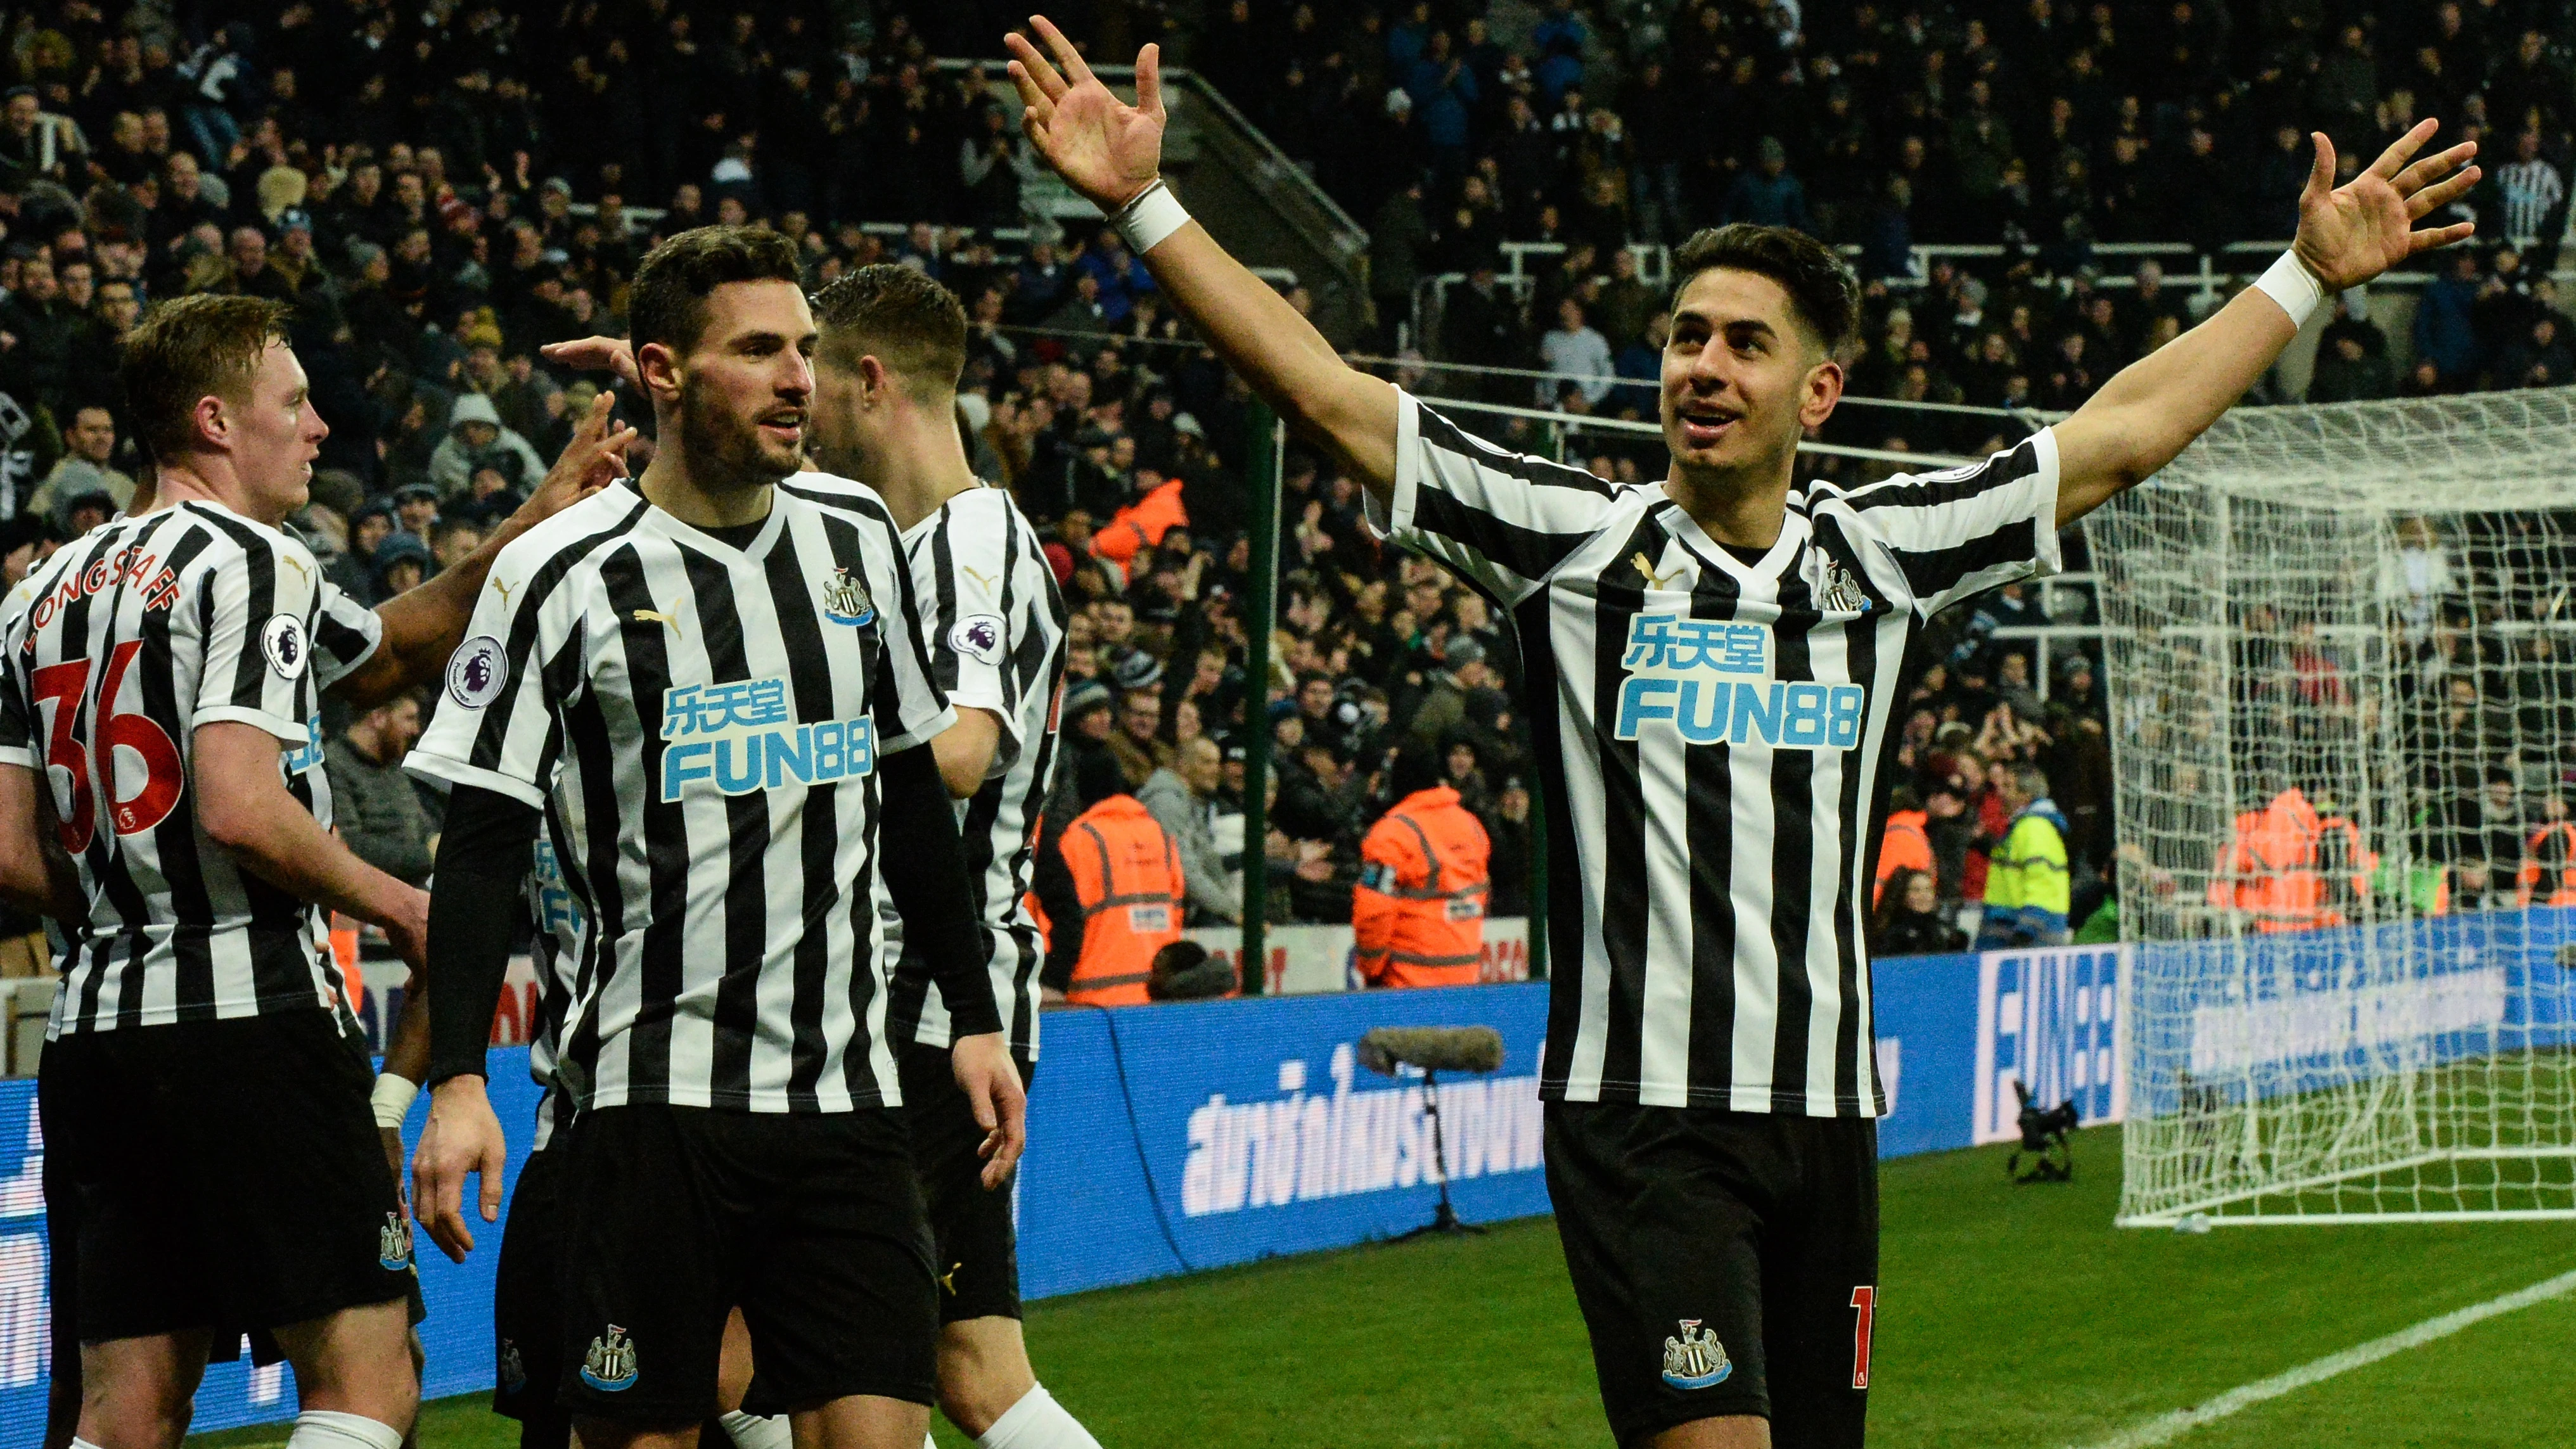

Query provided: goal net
[2096,388,2576,1225]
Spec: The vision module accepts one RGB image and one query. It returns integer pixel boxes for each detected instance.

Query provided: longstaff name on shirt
[1613,614,1866,750]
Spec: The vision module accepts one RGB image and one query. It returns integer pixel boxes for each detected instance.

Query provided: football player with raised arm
[1003,17,2476,1448]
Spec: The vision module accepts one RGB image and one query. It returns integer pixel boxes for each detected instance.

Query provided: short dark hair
[121,293,292,460]
[810,264,968,394]
[626,225,803,358]
[1667,224,1860,359]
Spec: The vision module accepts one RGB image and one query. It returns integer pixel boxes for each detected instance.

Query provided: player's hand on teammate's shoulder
[2293,118,2480,292]
[413,1074,509,1262]
[539,334,639,390]
[1004,16,1165,212]
[951,1031,1028,1190]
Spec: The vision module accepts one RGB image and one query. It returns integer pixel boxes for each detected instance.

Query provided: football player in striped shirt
[0,302,631,1449]
[0,297,433,1449]
[406,227,1025,1449]
[1008,22,2477,1447]
[542,263,1099,1449]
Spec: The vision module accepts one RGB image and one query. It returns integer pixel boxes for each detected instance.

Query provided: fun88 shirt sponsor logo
[658,676,876,801]
[1613,615,1865,750]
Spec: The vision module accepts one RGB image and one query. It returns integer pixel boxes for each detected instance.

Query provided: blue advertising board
[0,951,2132,1441]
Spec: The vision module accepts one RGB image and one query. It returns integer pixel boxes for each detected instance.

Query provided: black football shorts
[553,1103,938,1422]
[897,1042,1032,1325]
[41,1010,416,1346]
[1545,1101,1879,1448]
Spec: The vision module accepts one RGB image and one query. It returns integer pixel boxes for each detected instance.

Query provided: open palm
[1006,17,1165,213]
[2293,120,2480,292]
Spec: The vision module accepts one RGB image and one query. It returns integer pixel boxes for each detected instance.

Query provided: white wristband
[1113,179,1190,255]
[371,1073,420,1131]
[2252,250,2327,328]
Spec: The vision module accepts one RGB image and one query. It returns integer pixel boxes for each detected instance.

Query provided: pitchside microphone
[1357,1025,1506,1077]
[1356,1025,1506,1241]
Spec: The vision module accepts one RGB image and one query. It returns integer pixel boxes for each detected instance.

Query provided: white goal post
[2093,388,2576,1225]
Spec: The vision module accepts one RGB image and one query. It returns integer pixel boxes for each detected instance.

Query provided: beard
[677,378,803,487]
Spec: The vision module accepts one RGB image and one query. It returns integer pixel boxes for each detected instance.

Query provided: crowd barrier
[0,943,2130,1442]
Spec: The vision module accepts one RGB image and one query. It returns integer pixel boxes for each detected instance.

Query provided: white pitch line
[2072,1267,2576,1449]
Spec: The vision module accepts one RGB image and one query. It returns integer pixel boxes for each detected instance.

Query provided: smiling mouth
[1674,404,1740,446]
[758,413,805,439]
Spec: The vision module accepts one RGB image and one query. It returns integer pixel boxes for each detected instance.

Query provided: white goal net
[2096,388,2576,1225]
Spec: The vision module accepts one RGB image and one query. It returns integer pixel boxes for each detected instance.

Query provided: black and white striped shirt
[404,483,956,1113]
[0,502,383,1035]
[524,829,582,1151]
[1371,393,2061,1115]
[788,476,1067,1061]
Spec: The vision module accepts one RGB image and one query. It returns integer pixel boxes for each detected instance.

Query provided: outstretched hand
[2293,120,2480,292]
[1004,16,1164,213]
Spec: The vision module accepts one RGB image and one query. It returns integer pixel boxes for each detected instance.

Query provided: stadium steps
[942,60,1371,347]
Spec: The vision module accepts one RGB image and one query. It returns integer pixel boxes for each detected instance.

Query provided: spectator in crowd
[324,693,438,888]
[1536,296,1613,407]
[428,393,547,502]
[29,404,133,528]
[1979,766,2071,948]
[1872,869,1968,958]
[1137,736,1240,926]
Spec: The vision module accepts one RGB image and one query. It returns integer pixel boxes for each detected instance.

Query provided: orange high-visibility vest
[2207,788,2326,933]
[1089,478,1188,567]
[1352,786,1491,988]
[1875,809,1932,909]
[2520,821,2576,906]
[2312,814,2378,926]
[1062,795,1184,1005]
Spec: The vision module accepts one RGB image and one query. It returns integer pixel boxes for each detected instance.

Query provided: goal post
[2093,388,2576,1225]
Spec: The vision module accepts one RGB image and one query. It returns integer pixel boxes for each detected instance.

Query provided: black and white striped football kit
[407,481,984,1418]
[790,473,1068,1325]
[1368,393,2061,1444]
[0,502,411,1344]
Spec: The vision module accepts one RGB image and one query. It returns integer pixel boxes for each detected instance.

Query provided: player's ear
[857,354,894,408]
[634,340,682,402]
[1799,357,1844,431]
[193,392,229,450]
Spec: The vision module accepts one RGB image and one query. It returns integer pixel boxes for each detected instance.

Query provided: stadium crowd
[0,0,2565,961]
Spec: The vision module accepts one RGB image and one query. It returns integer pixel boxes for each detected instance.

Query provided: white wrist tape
[370,1073,420,1131]
[1113,179,1190,255]
[2253,250,2327,328]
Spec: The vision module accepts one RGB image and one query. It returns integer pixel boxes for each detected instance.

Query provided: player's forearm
[383,980,432,1087]
[423,785,541,1085]
[332,549,489,710]
[930,707,1003,801]
[880,745,1004,1035]
[2054,274,2301,522]
[0,765,79,920]
[1135,222,1399,494]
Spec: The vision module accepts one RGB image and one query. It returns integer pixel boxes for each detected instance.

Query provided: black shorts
[40,1011,415,1345]
[897,1044,1033,1325]
[555,1103,938,1422]
[494,1144,568,1428]
[1544,1102,1878,1449]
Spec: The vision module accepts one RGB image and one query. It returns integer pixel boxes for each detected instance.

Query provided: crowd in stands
[0,1,2564,957]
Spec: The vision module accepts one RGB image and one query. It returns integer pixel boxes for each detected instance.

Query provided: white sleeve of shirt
[1363,389,1625,608]
[191,532,323,744]
[865,514,958,758]
[403,551,569,809]
[915,494,1025,773]
[311,578,386,691]
[1817,426,2064,618]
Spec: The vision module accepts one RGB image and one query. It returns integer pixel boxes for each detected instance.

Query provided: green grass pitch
[191,1127,2576,1448]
